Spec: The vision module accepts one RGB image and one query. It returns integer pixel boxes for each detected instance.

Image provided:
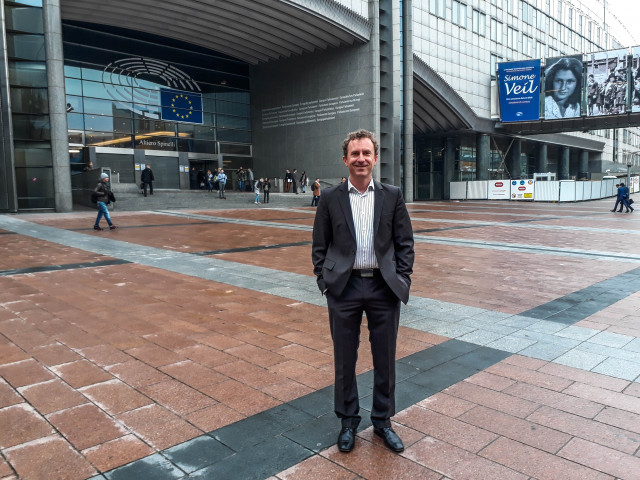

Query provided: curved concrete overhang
[59,0,371,65]
[413,55,494,135]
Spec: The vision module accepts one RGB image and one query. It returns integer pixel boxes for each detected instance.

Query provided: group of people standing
[587,73,628,116]
[283,169,308,194]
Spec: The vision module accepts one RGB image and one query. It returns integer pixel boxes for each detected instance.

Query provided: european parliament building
[1,0,639,211]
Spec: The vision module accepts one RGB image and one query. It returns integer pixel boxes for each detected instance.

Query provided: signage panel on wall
[510,179,534,200]
[632,47,640,113]
[543,55,583,119]
[488,180,511,199]
[585,49,629,117]
[498,60,541,122]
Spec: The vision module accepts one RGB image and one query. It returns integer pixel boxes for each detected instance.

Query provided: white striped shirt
[348,178,378,269]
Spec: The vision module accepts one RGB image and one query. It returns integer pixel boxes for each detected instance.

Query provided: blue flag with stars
[160,88,203,124]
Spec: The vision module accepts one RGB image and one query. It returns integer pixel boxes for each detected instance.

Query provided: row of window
[430,0,614,53]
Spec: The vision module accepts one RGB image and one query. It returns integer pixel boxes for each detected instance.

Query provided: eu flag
[160,88,203,124]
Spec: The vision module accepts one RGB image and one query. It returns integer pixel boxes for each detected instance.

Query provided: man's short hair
[342,129,379,157]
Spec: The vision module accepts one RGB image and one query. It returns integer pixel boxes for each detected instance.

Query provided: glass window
[12,0,43,6]
[84,97,133,116]
[507,27,517,48]
[13,142,52,167]
[64,65,81,79]
[453,1,467,27]
[10,87,48,114]
[491,19,503,42]
[83,80,132,102]
[16,166,55,209]
[177,123,215,141]
[217,128,250,143]
[12,114,50,141]
[134,118,176,136]
[215,100,249,117]
[177,139,217,153]
[67,112,84,130]
[9,61,47,87]
[472,10,486,36]
[217,115,249,130]
[85,131,133,148]
[84,114,131,134]
[7,34,46,61]
[5,6,43,33]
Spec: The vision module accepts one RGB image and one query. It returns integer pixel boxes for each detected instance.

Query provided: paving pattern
[0,196,639,479]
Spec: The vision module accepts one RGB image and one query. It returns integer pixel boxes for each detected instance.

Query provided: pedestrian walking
[93,173,118,230]
[311,178,320,206]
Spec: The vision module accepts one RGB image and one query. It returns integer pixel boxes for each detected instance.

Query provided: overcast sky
[606,0,640,47]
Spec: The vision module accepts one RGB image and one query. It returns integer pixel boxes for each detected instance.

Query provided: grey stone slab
[403,318,448,332]
[422,323,477,338]
[394,379,437,411]
[588,331,635,348]
[512,329,581,349]
[286,385,334,417]
[496,315,539,329]
[456,329,508,346]
[105,454,185,480]
[188,435,312,480]
[517,342,574,362]
[576,342,640,363]
[522,320,567,334]
[591,357,640,381]
[451,346,512,371]
[553,349,607,371]
[625,338,640,353]
[282,413,341,452]
[409,361,479,391]
[486,336,537,354]
[162,436,233,474]
[555,326,600,341]
[471,310,512,322]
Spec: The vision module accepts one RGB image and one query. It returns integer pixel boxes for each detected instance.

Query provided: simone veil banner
[497,59,541,122]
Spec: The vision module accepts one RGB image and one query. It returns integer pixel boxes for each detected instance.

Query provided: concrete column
[536,143,548,173]
[559,147,570,180]
[402,0,414,201]
[579,150,589,180]
[369,0,381,182]
[0,4,18,212]
[509,139,522,179]
[43,0,72,212]
[443,137,456,199]
[476,134,490,180]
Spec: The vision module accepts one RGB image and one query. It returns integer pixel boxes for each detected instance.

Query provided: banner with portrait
[543,55,583,120]
[584,49,628,116]
[632,47,640,113]
[497,59,541,122]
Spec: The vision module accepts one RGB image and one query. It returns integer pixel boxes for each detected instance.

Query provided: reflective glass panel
[67,113,84,130]
[6,6,43,33]
[9,61,47,87]
[7,34,45,61]
[16,166,55,209]
[10,87,48,114]
[13,142,52,167]
[12,114,50,141]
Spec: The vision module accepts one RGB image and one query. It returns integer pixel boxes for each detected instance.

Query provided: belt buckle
[361,269,374,278]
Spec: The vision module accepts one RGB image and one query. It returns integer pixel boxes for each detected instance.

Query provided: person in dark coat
[141,164,155,197]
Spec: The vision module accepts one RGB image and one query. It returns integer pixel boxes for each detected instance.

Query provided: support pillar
[509,139,522,179]
[402,0,414,201]
[559,147,570,180]
[443,137,456,199]
[476,134,490,180]
[536,143,548,174]
[44,0,72,211]
[579,150,589,180]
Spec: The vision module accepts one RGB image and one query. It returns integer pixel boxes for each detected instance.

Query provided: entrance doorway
[414,136,445,200]
[189,160,218,190]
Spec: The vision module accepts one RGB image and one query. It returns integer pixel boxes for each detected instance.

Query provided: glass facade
[62,22,251,168]
[5,0,54,209]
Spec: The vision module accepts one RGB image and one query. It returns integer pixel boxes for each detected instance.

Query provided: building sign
[261,93,364,129]
[160,88,203,124]
[510,179,534,200]
[498,60,541,122]
[135,138,176,150]
[632,47,640,113]
[488,180,510,199]
[543,56,583,119]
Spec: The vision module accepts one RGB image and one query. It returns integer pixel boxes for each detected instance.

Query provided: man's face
[102,177,109,183]
[344,137,377,182]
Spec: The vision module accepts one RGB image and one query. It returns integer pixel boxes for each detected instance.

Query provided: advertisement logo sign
[498,59,541,122]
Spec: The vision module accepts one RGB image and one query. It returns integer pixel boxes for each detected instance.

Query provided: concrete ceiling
[60,0,372,65]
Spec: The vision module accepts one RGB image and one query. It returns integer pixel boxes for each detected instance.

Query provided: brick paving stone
[77,344,132,367]
[79,379,153,415]
[539,362,631,392]
[159,360,228,389]
[214,359,283,389]
[117,404,201,450]
[463,370,517,391]
[459,405,572,454]
[201,379,280,416]
[275,344,333,368]
[51,359,113,388]
[395,405,498,453]
[417,392,477,418]
[176,344,237,368]
[558,437,640,480]
[140,379,217,416]
[0,457,14,478]
[81,434,153,473]
[527,405,640,454]
[322,439,443,480]
[267,359,334,390]
[594,406,640,435]
[485,361,574,391]
[403,436,528,480]
[0,404,53,449]
[480,436,615,480]
[0,342,29,365]
[224,343,287,367]
[107,359,170,387]
[19,379,87,415]
[0,379,21,409]
[275,454,356,480]
[262,379,315,402]
[622,382,640,397]
[125,343,184,367]
[4,436,96,480]
[47,403,126,450]
[443,381,539,419]
[562,383,640,415]
[184,403,246,432]
[30,342,82,367]
[0,359,54,388]
[504,382,604,419]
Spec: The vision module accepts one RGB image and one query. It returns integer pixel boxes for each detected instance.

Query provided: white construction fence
[450,176,639,202]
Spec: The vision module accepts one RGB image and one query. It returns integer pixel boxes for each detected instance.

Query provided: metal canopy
[413,55,484,135]
[59,0,371,65]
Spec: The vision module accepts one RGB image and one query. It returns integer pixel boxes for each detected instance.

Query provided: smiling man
[312,129,414,454]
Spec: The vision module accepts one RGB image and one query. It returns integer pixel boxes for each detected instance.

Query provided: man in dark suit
[312,129,414,454]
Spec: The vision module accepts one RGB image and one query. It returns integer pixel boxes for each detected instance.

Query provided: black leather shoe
[374,427,404,453]
[337,427,356,452]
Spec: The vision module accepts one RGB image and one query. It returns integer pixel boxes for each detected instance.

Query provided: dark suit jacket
[312,179,414,304]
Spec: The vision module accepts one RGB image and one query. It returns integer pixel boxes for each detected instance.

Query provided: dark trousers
[143,182,153,196]
[326,273,400,429]
[263,191,269,203]
[311,195,319,206]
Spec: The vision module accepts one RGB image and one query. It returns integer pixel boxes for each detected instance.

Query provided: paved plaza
[1,194,640,479]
